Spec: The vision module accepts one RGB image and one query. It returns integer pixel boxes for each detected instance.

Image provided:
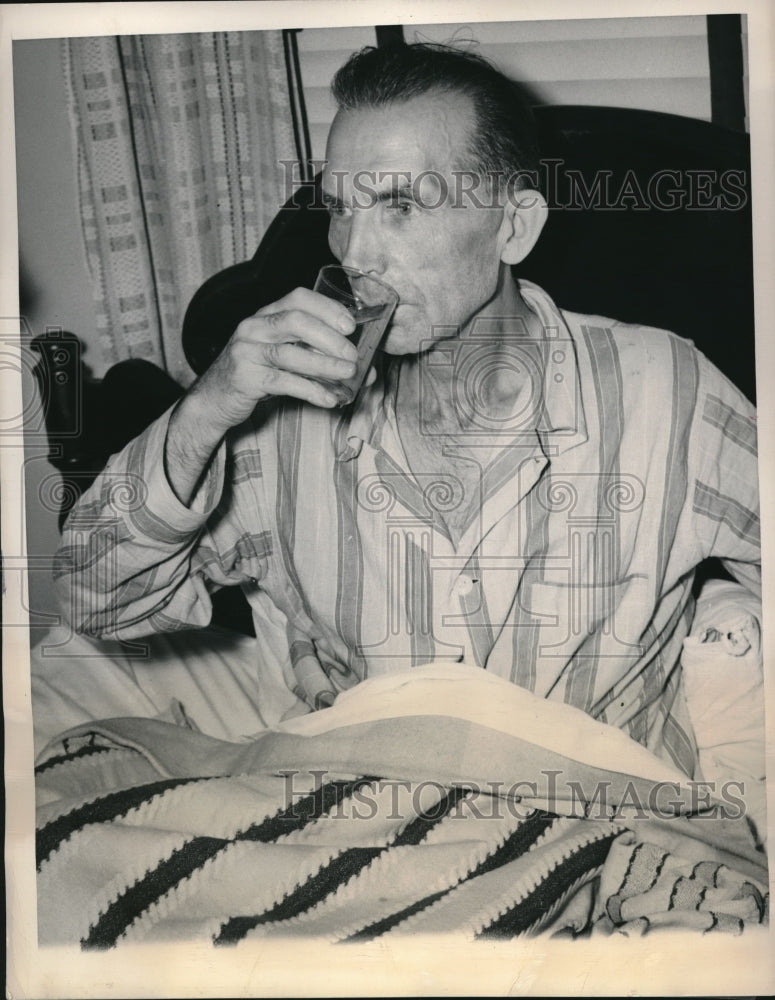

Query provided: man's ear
[498,188,548,266]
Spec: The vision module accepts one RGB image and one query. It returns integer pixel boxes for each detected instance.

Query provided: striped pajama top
[55,282,761,777]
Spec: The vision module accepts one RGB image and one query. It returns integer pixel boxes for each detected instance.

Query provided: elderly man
[34,43,760,781]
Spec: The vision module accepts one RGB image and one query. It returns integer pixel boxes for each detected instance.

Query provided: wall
[15,38,101,370]
[15,37,100,631]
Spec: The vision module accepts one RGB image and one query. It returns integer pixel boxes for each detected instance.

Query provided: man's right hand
[164,287,358,506]
[192,286,358,428]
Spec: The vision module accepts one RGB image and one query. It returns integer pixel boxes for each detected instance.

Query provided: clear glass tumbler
[313,265,399,405]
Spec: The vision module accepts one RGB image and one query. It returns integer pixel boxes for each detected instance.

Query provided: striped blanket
[35,666,768,946]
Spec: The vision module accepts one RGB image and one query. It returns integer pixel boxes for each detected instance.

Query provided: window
[297,16,724,162]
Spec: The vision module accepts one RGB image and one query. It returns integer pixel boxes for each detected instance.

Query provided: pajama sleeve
[689,356,760,596]
[53,406,271,640]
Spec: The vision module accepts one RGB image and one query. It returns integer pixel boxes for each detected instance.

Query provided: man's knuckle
[234,317,254,339]
[262,340,281,366]
[263,310,285,331]
[284,308,307,329]
[285,287,309,306]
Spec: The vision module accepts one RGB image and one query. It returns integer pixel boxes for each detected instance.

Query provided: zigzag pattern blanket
[35,666,768,946]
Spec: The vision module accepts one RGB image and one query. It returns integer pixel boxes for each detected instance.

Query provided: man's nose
[339,209,386,276]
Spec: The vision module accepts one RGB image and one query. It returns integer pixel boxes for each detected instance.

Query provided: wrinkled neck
[399,274,540,434]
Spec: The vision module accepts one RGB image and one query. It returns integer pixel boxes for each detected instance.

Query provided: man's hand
[165,288,359,506]
[193,287,359,429]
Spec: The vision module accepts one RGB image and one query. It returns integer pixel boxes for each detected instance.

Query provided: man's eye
[388,200,414,217]
[323,195,347,217]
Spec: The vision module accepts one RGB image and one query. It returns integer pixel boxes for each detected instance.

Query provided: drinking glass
[314,265,399,405]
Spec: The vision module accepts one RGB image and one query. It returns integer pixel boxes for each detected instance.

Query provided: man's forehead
[322,90,476,191]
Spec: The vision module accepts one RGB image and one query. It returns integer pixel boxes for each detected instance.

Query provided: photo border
[2,1,774,996]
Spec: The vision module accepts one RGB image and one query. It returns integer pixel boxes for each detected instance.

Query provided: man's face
[322,91,510,355]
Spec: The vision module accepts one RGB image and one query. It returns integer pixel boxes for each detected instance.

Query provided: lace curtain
[64,32,298,385]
